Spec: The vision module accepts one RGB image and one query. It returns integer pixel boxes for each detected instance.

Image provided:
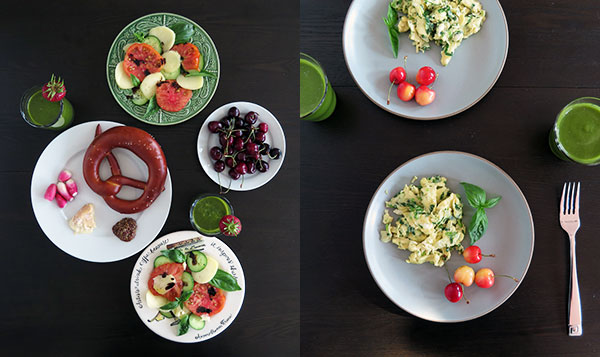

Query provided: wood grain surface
[301,0,600,356]
[0,0,299,355]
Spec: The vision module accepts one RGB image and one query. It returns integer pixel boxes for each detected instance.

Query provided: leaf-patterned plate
[106,13,220,125]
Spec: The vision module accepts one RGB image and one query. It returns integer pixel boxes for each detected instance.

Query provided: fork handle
[568,234,582,336]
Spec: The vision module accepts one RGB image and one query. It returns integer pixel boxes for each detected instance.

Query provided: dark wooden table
[301,0,600,355]
[1,0,298,355]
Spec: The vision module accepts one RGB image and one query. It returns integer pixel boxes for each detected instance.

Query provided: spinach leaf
[143,95,159,118]
[177,314,190,336]
[161,249,186,263]
[186,70,218,79]
[130,74,141,87]
[170,23,194,45]
[209,269,241,292]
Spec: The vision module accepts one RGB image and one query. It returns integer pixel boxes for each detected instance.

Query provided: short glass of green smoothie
[20,86,74,130]
[549,97,600,165]
[189,194,234,236]
[300,53,336,121]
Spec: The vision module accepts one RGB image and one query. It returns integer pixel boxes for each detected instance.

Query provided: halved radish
[162,50,181,73]
[140,72,165,99]
[115,61,134,89]
[149,26,176,53]
[176,73,204,90]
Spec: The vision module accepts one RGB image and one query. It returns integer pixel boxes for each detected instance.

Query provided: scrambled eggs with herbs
[380,176,465,267]
[391,0,486,66]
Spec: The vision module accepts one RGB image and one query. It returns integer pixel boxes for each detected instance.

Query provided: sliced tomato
[155,80,193,112]
[147,263,184,301]
[123,43,165,81]
[171,43,202,71]
[184,283,226,317]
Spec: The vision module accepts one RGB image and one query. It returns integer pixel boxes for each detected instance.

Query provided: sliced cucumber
[162,66,180,80]
[115,61,134,89]
[198,53,204,71]
[149,26,176,53]
[160,310,174,319]
[182,271,194,292]
[143,35,162,53]
[191,255,219,283]
[187,251,208,272]
[176,73,204,90]
[162,50,181,72]
[140,72,165,99]
[153,255,173,268]
[188,314,206,330]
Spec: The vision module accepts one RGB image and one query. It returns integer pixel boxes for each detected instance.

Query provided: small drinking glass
[189,193,234,236]
[20,85,74,130]
[300,53,337,121]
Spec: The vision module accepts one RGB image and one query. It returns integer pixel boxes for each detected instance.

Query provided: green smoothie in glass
[190,194,234,236]
[549,97,600,165]
[300,53,336,121]
[20,77,73,130]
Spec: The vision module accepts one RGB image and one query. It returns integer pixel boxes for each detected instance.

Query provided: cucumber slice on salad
[131,88,149,105]
[191,255,219,283]
[160,310,175,319]
[149,26,176,53]
[187,251,208,272]
[143,35,163,53]
[162,67,180,80]
[188,315,206,330]
[153,255,173,268]
[182,271,194,292]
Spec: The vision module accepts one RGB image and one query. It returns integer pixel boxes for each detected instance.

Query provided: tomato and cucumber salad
[114,23,217,117]
[145,248,241,336]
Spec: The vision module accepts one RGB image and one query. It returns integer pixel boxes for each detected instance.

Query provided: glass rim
[189,193,234,236]
[20,85,65,128]
[300,52,330,119]
[552,96,600,165]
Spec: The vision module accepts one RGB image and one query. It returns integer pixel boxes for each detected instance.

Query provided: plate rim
[30,120,173,263]
[342,0,509,120]
[129,230,245,343]
[196,101,287,191]
[362,150,535,322]
[105,12,221,126]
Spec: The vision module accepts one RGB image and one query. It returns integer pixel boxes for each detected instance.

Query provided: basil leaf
[130,74,141,87]
[383,4,399,58]
[177,314,190,336]
[209,269,241,292]
[159,300,179,311]
[161,249,186,263]
[388,27,399,58]
[482,196,501,209]
[386,3,397,25]
[170,23,194,45]
[186,70,217,79]
[143,95,159,118]
[460,182,487,208]
[468,208,488,245]
[133,32,145,42]
[180,289,193,303]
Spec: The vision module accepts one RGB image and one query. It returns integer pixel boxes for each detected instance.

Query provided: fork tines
[561,182,581,216]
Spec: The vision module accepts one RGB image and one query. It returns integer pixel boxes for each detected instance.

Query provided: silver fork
[559,182,582,336]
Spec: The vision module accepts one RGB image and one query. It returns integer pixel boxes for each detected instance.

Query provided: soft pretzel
[83,125,167,214]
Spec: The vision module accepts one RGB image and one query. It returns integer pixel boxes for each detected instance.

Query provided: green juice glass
[189,194,234,236]
[300,53,336,121]
[549,97,600,165]
[20,86,74,130]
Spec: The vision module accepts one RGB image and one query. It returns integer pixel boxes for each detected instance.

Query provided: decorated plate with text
[107,13,220,125]
[130,231,245,343]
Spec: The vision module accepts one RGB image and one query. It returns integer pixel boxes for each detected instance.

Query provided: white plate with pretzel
[30,121,172,263]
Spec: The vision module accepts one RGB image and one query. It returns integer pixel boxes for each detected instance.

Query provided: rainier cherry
[415,86,436,106]
[463,245,495,264]
[386,66,407,104]
[453,265,475,287]
[397,82,416,101]
[474,268,518,288]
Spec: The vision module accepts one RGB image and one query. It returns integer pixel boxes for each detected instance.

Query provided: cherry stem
[386,81,395,105]
[483,253,496,258]
[496,274,519,282]
[444,265,452,284]
[462,285,470,304]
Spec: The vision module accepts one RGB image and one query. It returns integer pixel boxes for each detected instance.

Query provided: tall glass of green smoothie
[549,97,600,165]
[189,194,234,236]
[300,53,336,121]
[20,85,74,130]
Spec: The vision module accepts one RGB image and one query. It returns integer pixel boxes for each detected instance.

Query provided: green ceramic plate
[106,13,220,125]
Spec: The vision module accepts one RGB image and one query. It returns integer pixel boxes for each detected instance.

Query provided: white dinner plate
[30,121,172,263]
[197,101,286,191]
[343,0,509,119]
[363,151,534,322]
[130,231,245,343]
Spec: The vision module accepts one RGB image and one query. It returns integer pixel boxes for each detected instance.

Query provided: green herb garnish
[460,182,501,244]
[159,289,193,311]
[177,314,190,336]
[133,32,145,42]
[161,248,186,263]
[209,269,241,292]
[170,23,194,45]
[130,74,141,87]
[186,70,217,79]
[143,95,159,118]
[383,3,400,58]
